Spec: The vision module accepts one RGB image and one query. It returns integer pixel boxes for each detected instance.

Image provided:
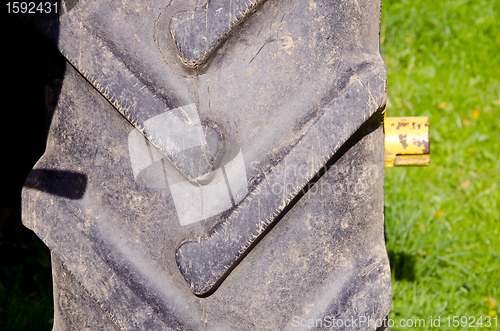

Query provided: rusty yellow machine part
[384,117,430,167]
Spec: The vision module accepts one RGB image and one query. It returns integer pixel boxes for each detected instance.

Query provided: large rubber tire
[21,0,391,330]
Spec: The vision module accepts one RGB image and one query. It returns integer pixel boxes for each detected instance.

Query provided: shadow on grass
[0,225,53,331]
[388,250,418,282]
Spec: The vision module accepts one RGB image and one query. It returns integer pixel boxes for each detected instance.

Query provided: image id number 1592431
[446,316,497,328]
[6,2,57,14]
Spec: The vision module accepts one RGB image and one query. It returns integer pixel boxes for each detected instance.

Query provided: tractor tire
[21,0,392,330]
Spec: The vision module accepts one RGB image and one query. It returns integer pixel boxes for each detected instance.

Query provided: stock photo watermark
[291,315,498,329]
[250,160,380,197]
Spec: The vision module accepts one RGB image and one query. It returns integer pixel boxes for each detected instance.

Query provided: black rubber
[21,0,392,329]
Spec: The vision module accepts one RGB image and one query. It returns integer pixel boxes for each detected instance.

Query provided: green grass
[382,0,500,329]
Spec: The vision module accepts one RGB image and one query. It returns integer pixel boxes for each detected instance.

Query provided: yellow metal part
[384,116,430,167]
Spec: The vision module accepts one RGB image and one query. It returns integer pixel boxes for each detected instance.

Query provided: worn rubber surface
[22,0,391,329]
